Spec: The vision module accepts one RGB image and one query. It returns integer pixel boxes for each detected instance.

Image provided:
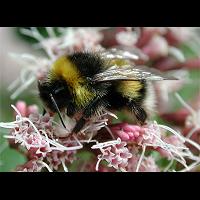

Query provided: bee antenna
[50,93,66,129]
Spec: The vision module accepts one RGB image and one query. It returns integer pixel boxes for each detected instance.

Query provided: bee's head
[38,79,72,113]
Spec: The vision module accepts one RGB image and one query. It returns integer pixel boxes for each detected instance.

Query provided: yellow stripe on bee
[73,85,96,107]
[51,56,81,85]
[50,56,96,107]
[118,81,143,98]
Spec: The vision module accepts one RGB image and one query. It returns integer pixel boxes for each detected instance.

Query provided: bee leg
[127,101,147,124]
[72,118,87,133]
[72,97,106,134]
[66,102,76,117]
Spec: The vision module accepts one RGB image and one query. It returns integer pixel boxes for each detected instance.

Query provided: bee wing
[93,64,178,82]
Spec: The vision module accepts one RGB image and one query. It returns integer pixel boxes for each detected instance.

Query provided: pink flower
[182,127,200,154]
[15,101,39,117]
[127,155,160,172]
[110,123,144,142]
[184,58,200,70]
[141,35,169,60]
[165,28,192,46]
[29,113,54,138]
[109,121,192,168]
[7,104,79,160]
[45,137,78,171]
[46,150,76,171]
[140,157,160,172]
[110,123,161,146]
[160,109,190,126]
[95,139,132,171]
[154,57,180,71]
[16,159,42,172]
[156,135,185,158]
[1,104,84,172]
[77,160,116,172]
[155,57,200,71]
[136,27,166,48]
[100,27,126,47]
[116,31,138,46]
[9,115,52,159]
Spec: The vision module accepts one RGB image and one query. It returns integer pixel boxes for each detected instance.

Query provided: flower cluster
[1,103,81,172]
[0,27,200,172]
[92,138,132,172]
[127,155,160,172]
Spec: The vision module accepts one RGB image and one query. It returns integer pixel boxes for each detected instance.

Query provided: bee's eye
[54,87,65,95]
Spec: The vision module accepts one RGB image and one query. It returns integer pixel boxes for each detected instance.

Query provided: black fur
[68,52,104,78]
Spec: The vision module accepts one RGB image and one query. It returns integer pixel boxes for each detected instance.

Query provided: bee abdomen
[117,80,147,103]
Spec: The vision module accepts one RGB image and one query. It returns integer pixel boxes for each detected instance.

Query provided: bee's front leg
[72,97,106,134]
[72,117,87,134]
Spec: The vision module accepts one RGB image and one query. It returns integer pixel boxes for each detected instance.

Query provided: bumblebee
[38,49,176,133]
